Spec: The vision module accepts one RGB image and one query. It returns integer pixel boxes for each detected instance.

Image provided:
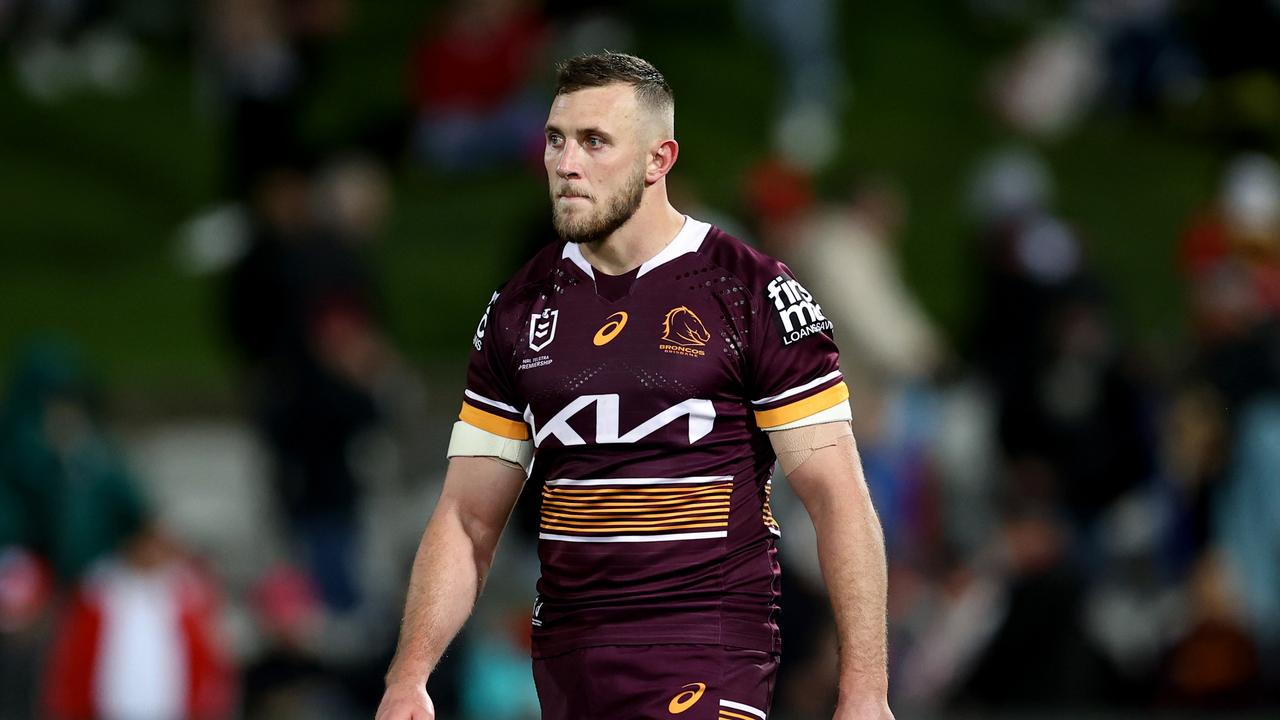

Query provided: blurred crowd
[3,0,1280,719]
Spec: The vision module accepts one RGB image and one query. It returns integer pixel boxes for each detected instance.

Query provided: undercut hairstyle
[555,51,675,134]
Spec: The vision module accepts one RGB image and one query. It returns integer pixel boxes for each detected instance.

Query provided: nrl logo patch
[529,308,558,351]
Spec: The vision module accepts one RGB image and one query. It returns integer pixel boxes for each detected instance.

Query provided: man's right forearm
[385,497,502,686]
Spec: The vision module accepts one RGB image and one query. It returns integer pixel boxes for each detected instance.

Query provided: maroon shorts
[532,644,778,720]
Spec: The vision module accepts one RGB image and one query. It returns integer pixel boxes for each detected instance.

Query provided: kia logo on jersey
[530,394,715,447]
[530,308,559,351]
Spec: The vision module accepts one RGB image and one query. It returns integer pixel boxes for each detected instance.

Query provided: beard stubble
[552,164,646,245]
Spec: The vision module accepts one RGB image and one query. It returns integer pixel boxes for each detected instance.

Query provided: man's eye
[548,134,564,146]
[587,136,603,148]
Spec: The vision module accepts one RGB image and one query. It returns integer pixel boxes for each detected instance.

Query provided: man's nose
[556,141,582,179]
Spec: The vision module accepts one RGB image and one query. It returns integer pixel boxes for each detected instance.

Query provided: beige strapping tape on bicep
[447,421,534,473]
[769,420,853,475]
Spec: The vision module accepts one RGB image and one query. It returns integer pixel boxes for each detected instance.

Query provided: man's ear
[646,139,679,183]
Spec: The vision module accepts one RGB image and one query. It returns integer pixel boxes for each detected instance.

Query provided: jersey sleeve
[747,263,850,430]
[458,288,531,440]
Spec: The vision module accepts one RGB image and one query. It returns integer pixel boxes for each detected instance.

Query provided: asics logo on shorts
[668,682,706,713]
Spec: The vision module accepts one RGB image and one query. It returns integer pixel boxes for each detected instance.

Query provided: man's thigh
[533,644,778,720]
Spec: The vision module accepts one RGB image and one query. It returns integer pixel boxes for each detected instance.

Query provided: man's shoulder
[699,226,790,293]
[493,240,570,307]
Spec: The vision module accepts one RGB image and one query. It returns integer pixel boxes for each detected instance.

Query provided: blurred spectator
[223,159,387,615]
[41,525,237,720]
[789,178,943,385]
[203,0,349,195]
[1214,399,1280,658]
[989,21,1103,138]
[898,503,1114,710]
[1164,384,1229,558]
[0,340,148,584]
[1159,552,1263,707]
[739,0,844,170]
[1181,153,1280,321]
[5,0,142,102]
[240,564,356,719]
[968,147,1155,528]
[987,1,1202,137]
[955,505,1114,707]
[409,0,548,172]
[1084,0,1203,114]
[0,546,54,719]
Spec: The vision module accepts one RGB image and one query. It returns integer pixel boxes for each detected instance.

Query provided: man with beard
[376,52,893,720]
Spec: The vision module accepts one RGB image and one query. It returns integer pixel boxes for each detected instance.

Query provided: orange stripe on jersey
[753,381,849,429]
[762,482,780,532]
[539,521,729,533]
[542,487,730,502]
[542,487,730,505]
[720,711,759,720]
[459,402,529,440]
[541,503,731,517]
[542,506,728,522]
[535,515,732,527]
[539,478,733,538]
[543,502,729,515]
[543,483,732,496]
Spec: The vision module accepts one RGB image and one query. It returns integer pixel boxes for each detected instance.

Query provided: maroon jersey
[460,218,847,657]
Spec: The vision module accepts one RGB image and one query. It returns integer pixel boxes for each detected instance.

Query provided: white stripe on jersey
[464,389,521,414]
[538,531,728,543]
[751,370,843,406]
[720,699,767,719]
[545,476,731,487]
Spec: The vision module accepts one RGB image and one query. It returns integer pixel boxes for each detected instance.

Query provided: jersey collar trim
[636,216,711,278]
[558,216,712,280]
[561,241,594,278]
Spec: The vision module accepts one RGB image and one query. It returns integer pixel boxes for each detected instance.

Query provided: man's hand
[374,682,435,720]
[833,698,895,720]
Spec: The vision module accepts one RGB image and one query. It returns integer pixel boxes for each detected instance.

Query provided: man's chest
[505,272,751,445]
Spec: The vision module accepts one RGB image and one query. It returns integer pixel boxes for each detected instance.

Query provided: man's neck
[578,193,687,276]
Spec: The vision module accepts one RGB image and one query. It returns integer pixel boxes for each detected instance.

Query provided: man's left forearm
[784,434,890,709]
[809,470,889,704]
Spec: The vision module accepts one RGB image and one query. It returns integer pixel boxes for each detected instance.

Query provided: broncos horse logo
[662,306,712,347]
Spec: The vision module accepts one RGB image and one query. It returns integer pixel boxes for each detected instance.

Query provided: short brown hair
[554,51,674,119]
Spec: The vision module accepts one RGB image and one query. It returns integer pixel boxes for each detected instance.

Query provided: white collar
[560,215,712,280]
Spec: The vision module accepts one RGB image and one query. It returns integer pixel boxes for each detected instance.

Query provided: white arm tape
[763,400,853,432]
[446,421,535,473]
